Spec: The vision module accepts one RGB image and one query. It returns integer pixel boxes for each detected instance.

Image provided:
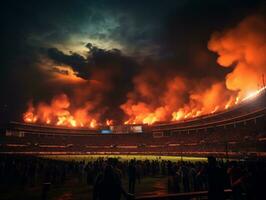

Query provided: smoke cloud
[208,15,266,98]
[24,15,266,126]
[1,0,265,126]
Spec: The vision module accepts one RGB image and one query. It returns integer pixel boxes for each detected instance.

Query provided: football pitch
[42,154,207,162]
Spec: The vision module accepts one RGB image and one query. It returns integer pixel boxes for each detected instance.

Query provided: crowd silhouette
[0,155,265,200]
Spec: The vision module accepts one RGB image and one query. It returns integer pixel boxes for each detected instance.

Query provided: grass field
[41,154,207,162]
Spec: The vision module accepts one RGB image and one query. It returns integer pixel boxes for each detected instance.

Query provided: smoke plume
[208,15,266,98]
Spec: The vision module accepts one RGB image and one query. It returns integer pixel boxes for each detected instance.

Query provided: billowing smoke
[22,14,266,127]
[208,15,266,98]
[120,73,188,124]
[120,15,266,125]
[120,71,235,124]
[23,44,139,126]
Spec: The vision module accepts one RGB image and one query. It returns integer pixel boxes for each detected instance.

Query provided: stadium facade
[1,90,266,158]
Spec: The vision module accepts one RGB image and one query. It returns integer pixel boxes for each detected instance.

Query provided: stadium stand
[1,91,265,158]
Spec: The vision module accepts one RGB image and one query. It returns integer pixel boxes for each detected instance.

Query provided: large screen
[130,125,142,133]
[109,125,142,133]
[100,129,112,134]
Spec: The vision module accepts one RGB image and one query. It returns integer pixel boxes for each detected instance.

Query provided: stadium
[1,1,266,200]
[1,88,266,158]
[1,88,266,200]
[0,89,266,200]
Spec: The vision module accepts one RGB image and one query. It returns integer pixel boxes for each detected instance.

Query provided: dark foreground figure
[128,159,136,194]
[1,155,266,200]
[207,156,226,200]
[93,159,133,200]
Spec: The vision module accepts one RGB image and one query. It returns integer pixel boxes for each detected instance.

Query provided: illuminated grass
[41,154,207,162]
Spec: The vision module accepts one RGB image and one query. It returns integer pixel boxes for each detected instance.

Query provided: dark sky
[0,0,265,123]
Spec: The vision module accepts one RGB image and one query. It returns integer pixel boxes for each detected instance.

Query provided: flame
[122,86,265,124]
[23,103,38,123]
[235,96,239,105]
[241,86,266,102]
[121,15,266,125]
[172,110,185,121]
[225,97,235,110]
[23,94,98,128]
[89,119,97,128]
[106,119,113,126]
[211,106,219,113]
[23,87,265,127]
[23,111,38,123]
[22,15,266,127]
[142,114,158,125]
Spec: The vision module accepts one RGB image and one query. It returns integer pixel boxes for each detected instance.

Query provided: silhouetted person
[136,162,142,184]
[244,161,266,200]
[85,163,94,185]
[93,165,132,200]
[228,161,243,200]
[207,157,225,200]
[182,165,190,192]
[128,160,136,193]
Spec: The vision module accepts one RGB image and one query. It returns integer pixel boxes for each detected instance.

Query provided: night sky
[0,0,265,124]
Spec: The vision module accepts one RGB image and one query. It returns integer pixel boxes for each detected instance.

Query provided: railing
[135,189,232,200]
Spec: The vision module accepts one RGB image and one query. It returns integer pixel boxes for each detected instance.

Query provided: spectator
[93,165,132,200]
[207,156,225,200]
[128,159,136,193]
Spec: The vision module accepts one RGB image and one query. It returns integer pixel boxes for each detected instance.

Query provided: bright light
[242,86,266,102]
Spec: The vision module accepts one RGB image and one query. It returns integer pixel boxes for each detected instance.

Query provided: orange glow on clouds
[23,15,266,127]
[52,65,86,83]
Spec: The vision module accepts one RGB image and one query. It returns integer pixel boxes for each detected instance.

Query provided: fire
[23,103,38,123]
[23,87,265,127]
[235,97,239,105]
[106,119,113,126]
[22,15,266,127]
[208,15,266,99]
[225,97,235,110]
[241,86,266,102]
[23,111,38,123]
[142,114,158,125]
[89,119,97,128]
[172,110,185,121]
[211,106,219,113]
[23,94,98,128]
[123,86,265,124]
[120,15,266,125]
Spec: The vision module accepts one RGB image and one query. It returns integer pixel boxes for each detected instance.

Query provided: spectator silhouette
[93,164,132,200]
[207,157,225,200]
[128,159,136,193]
[228,161,243,200]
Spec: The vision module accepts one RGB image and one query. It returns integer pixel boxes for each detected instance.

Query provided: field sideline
[41,154,207,162]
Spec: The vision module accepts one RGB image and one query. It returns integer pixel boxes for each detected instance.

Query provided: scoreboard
[109,125,143,134]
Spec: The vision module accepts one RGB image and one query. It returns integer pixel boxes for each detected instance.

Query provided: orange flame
[23,15,266,127]
[121,15,266,125]
[106,119,113,126]
[23,94,98,128]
